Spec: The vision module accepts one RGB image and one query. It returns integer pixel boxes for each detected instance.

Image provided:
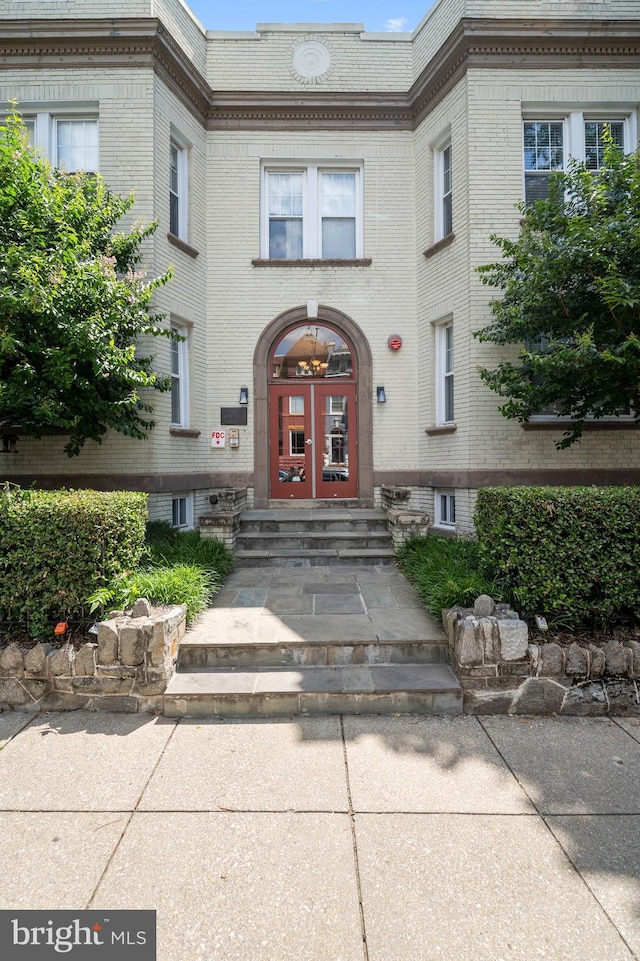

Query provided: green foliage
[0,109,173,456]
[88,522,234,624]
[475,133,640,448]
[474,487,640,628]
[144,521,234,581]
[396,534,501,619]
[0,485,147,637]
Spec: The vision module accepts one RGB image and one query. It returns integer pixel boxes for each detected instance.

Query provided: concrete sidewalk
[1,711,639,960]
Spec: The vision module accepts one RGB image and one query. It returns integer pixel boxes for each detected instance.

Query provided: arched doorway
[253,305,373,508]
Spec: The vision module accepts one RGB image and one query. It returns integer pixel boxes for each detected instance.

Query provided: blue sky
[184,0,437,34]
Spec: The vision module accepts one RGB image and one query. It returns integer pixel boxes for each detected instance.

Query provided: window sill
[522,421,639,432]
[252,258,372,268]
[425,424,457,436]
[170,427,201,438]
[424,233,455,259]
[167,233,200,259]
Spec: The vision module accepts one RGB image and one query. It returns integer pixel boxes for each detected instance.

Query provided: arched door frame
[253,304,373,508]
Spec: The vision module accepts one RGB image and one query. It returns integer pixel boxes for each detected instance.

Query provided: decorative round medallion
[291,39,332,83]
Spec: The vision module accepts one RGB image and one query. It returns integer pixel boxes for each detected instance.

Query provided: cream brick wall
[205,130,420,475]
[205,25,413,93]
[412,0,640,81]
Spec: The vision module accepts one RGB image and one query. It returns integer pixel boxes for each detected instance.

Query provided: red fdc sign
[211,430,226,448]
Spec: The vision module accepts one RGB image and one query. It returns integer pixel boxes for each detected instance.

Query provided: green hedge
[475,486,640,627]
[0,486,147,636]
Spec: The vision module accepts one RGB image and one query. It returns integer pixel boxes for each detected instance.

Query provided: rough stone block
[605,677,640,714]
[70,676,133,695]
[132,598,152,618]
[463,689,515,715]
[94,695,139,713]
[588,644,606,678]
[134,669,171,696]
[137,695,165,714]
[527,644,540,672]
[0,676,30,706]
[473,594,496,618]
[96,665,136,679]
[24,642,51,676]
[603,640,631,677]
[510,677,566,715]
[20,678,50,703]
[0,643,25,677]
[97,620,119,664]
[480,617,499,663]
[498,659,532,677]
[566,642,589,678]
[538,642,565,676]
[119,622,151,667]
[47,644,75,677]
[74,643,97,677]
[498,619,528,661]
[39,691,91,711]
[454,616,483,666]
[561,682,609,716]
[624,640,640,677]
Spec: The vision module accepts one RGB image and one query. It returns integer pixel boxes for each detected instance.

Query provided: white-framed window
[262,164,363,259]
[289,396,304,415]
[289,429,306,456]
[435,490,456,530]
[330,395,346,415]
[169,137,188,240]
[523,112,634,203]
[14,110,99,172]
[435,142,453,240]
[172,494,193,530]
[170,324,189,427]
[435,321,454,425]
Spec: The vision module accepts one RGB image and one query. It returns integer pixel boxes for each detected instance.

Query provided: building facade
[2,0,640,533]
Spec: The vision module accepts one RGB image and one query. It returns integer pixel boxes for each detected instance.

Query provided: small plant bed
[88,522,234,625]
[396,534,503,620]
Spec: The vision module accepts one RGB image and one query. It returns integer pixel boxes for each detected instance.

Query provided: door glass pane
[272,325,354,379]
[321,395,349,483]
[278,395,306,482]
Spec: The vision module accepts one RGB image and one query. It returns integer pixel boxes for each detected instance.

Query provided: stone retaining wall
[445,596,640,716]
[0,600,186,714]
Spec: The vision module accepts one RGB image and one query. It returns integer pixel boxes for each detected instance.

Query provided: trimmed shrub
[145,521,234,582]
[475,486,640,628]
[0,486,147,636]
[396,534,501,619]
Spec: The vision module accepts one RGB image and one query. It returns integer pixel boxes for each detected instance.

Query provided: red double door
[269,383,357,499]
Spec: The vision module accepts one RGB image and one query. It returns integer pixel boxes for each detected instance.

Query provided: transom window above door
[262,164,363,259]
[271,324,355,380]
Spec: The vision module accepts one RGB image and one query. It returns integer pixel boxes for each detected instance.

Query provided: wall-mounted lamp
[376,386,387,404]
[239,386,249,405]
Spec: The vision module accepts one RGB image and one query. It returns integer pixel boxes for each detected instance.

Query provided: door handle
[305,438,313,445]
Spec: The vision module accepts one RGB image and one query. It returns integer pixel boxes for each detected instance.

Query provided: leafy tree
[475,134,640,447]
[0,110,172,456]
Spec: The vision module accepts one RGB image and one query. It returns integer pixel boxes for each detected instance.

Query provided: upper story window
[169,138,188,240]
[17,111,99,172]
[435,320,454,426]
[435,142,453,240]
[170,324,189,428]
[523,113,633,204]
[262,164,363,260]
[523,121,564,204]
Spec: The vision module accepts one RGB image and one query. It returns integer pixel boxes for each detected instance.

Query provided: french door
[269,383,357,499]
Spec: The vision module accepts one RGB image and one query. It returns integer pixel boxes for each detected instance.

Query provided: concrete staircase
[234,508,395,567]
[163,566,462,717]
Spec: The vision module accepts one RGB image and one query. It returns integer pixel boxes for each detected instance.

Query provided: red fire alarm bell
[388,334,402,351]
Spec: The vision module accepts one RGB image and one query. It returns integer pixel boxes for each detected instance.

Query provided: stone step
[234,548,397,568]
[236,530,392,551]
[178,638,450,669]
[164,663,463,717]
[240,508,389,534]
